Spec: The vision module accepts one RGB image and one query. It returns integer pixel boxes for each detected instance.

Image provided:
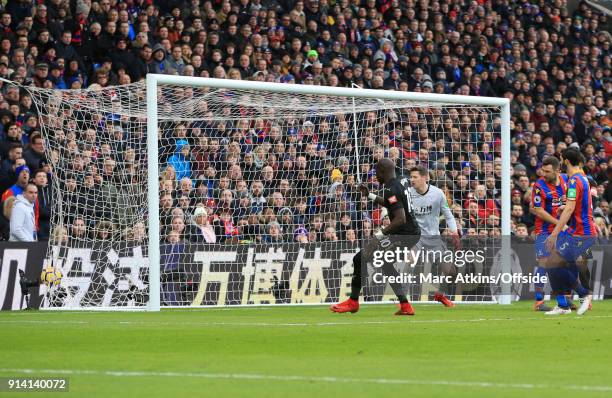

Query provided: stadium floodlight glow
[22,75,511,311]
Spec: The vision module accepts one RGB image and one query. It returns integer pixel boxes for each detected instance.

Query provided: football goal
[22,75,511,311]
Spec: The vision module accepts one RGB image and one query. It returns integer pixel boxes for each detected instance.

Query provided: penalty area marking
[0,368,611,392]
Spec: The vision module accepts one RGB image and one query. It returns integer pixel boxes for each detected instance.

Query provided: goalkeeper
[330,158,421,316]
[408,166,460,307]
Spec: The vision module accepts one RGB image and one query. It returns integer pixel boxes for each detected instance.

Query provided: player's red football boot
[394,302,415,316]
[434,292,455,307]
[330,298,359,313]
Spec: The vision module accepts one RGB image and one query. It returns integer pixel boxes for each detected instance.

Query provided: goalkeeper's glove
[374,229,386,241]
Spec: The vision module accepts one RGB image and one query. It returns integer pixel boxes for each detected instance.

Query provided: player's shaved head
[378,158,395,171]
[376,158,396,184]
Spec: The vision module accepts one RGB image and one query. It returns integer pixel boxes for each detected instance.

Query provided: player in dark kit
[330,158,421,316]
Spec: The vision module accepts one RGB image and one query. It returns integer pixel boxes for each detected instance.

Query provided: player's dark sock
[439,280,455,297]
[579,266,591,291]
[397,295,408,304]
[381,260,410,304]
[567,261,579,279]
[560,264,589,297]
[349,252,362,301]
[547,267,562,291]
[567,261,592,292]
[556,293,570,309]
[547,268,570,309]
[534,266,546,302]
[573,284,589,297]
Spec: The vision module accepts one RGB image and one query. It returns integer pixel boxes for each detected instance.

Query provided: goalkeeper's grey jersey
[409,184,457,236]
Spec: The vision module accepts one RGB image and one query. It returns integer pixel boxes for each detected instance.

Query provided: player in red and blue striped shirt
[529,157,567,311]
[544,148,596,315]
[565,174,597,237]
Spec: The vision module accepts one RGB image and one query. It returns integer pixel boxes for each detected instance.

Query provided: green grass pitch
[1,301,611,397]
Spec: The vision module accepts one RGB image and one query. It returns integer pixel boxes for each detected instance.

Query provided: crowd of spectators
[0,0,610,244]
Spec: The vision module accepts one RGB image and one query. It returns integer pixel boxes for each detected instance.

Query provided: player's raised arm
[358,183,385,207]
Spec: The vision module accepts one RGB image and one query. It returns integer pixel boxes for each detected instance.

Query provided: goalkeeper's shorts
[414,236,448,256]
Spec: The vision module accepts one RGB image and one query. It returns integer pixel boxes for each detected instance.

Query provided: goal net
[23,76,510,310]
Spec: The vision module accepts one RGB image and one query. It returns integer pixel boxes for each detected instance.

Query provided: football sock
[556,293,569,309]
[579,265,591,291]
[397,295,409,304]
[534,266,546,301]
[381,261,409,304]
[349,251,362,301]
[563,262,589,297]
[439,280,455,298]
[547,268,570,309]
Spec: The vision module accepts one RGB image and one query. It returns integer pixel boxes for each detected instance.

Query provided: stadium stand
[0,0,610,242]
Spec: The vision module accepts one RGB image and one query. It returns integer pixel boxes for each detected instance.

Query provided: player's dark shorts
[556,231,596,263]
[354,234,420,297]
[360,234,421,270]
[375,234,421,255]
[535,233,551,259]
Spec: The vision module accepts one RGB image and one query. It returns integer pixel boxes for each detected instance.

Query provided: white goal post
[144,75,512,312]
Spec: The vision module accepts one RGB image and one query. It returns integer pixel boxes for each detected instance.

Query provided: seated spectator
[345,229,358,243]
[263,221,284,243]
[323,226,338,242]
[464,184,500,221]
[214,208,239,243]
[94,220,114,241]
[50,225,69,246]
[294,225,309,243]
[23,132,45,172]
[167,140,191,181]
[69,217,87,244]
[189,206,216,243]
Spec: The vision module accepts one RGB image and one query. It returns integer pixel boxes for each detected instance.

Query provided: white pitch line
[0,368,610,392]
[1,315,612,328]
[2,304,450,315]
